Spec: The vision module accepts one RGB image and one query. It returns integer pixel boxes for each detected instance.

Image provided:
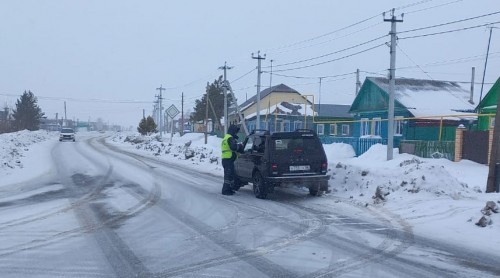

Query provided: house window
[294,120,303,130]
[361,118,369,136]
[342,124,350,135]
[260,120,269,130]
[275,119,283,132]
[317,124,324,135]
[371,117,381,136]
[330,124,337,135]
[342,125,349,135]
[284,120,291,132]
[395,116,404,135]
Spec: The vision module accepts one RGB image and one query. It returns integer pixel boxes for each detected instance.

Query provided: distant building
[313,104,353,137]
[232,83,314,133]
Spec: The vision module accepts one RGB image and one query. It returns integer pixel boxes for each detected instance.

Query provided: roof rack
[294,129,314,133]
[251,129,270,135]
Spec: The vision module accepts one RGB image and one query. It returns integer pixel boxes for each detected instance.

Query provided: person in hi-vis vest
[221,124,243,195]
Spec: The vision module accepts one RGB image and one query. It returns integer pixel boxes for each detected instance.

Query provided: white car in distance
[59,128,76,142]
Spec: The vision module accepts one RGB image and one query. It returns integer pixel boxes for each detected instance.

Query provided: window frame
[329,124,337,135]
[360,118,369,136]
[317,124,324,135]
[341,124,350,136]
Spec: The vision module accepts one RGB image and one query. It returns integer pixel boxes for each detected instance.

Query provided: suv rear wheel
[253,171,268,199]
[309,184,323,196]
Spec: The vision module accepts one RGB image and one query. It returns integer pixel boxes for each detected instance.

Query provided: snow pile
[0,130,54,172]
[109,132,223,175]
[328,144,480,200]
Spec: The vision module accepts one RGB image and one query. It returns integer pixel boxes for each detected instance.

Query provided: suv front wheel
[252,171,268,199]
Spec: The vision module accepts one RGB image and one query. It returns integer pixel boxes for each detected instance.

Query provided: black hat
[228,124,240,138]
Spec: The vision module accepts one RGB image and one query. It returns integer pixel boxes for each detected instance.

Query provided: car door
[235,136,254,180]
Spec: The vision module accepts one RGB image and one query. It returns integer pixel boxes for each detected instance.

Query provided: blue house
[313,104,353,137]
[345,77,477,156]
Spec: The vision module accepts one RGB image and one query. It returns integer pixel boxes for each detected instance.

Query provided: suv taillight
[271,163,278,174]
[321,162,328,173]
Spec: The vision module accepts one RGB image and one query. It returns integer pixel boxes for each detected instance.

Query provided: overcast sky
[1,0,499,128]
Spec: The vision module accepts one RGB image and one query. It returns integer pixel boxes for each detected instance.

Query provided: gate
[462,130,489,164]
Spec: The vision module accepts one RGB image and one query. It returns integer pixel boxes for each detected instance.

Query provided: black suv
[234,129,330,199]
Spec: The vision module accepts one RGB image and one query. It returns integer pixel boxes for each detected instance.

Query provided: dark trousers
[221,158,235,194]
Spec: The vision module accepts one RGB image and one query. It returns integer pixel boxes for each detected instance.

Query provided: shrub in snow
[185,149,195,159]
[481,201,499,216]
[209,157,218,164]
[373,186,389,203]
[124,135,145,144]
[476,215,492,227]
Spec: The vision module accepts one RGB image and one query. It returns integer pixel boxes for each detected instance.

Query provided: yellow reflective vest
[221,134,233,159]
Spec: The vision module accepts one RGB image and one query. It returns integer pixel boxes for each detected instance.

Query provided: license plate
[289,165,310,171]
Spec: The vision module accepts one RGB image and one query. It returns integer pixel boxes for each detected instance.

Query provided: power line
[404,0,464,15]
[398,51,500,69]
[397,51,500,69]
[0,93,154,104]
[264,0,443,54]
[231,68,256,83]
[399,21,500,39]
[262,71,355,80]
[360,70,387,76]
[400,10,500,34]
[269,22,384,55]
[355,73,496,85]
[266,13,382,54]
[394,0,436,10]
[269,34,388,68]
[272,43,386,73]
[397,44,434,80]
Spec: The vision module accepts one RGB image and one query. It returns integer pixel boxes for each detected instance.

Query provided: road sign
[166,104,180,118]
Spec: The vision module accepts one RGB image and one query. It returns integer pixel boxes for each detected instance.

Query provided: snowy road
[0,134,499,277]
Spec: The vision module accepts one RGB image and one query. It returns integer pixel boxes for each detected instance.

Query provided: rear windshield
[272,137,323,155]
[61,128,74,133]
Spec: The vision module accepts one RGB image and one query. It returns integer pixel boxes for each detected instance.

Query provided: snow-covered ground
[1,130,499,255]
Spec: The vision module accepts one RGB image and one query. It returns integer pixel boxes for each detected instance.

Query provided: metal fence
[320,136,455,160]
[399,140,455,160]
[320,136,387,156]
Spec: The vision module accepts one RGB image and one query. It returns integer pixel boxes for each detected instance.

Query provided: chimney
[469,67,475,104]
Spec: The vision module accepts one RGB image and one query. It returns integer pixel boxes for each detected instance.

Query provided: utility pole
[384,9,403,161]
[181,92,184,135]
[356,68,361,95]
[318,77,323,116]
[486,84,500,193]
[64,101,67,127]
[205,83,209,144]
[219,62,233,134]
[153,98,158,127]
[269,59,274,88]
[479,27,497,102]
[470,67,475,104]
[485,26,499,193]
[252,51,266,130]
[156,85,165,138]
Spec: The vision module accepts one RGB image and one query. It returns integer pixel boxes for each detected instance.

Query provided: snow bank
[1,130,498,255]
